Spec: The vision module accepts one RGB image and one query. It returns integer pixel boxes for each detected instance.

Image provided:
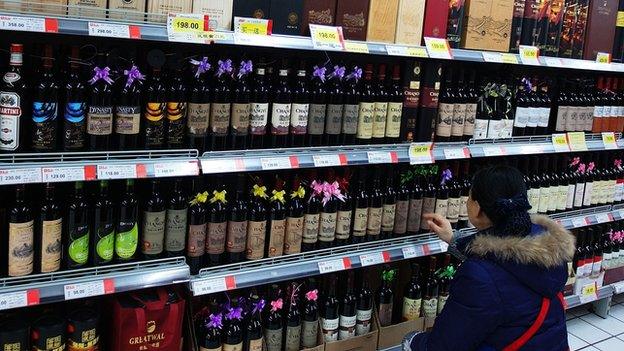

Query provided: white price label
[88,22,140,39]
[260,156,296,170]
[443,148,470,160]
[64,279,114,300]
[97,164,137,180]
[595,213,611,224]
[318,258,349,274]
[482,146,506,157]
[0,290,38,310]
[0,15,56,33]
[154,161,199,177]
[620,210,624,220]
[309,24,345,51]
[367,151,396,164]
[440,241,450,252]
[402,245,425,259]
[192,276,236,296]
[313,154,346,167]
[41,167,85,183]
[201,158,245,174]
[571,217,588,228]
[543,57,564,67]
[360,252,390,267]
[0,168,42,184]
[613,281,624,294]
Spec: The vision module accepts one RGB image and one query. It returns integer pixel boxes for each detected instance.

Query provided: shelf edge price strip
[567,132,588,151]
[167,13,210,43]
[0,15,58,33]
[579,282,598,304]
[442,147,470,160]
[309,24,345,51]
[0,289,40,311]
[97,164,142,180]
[482,146,506,157]
[318,257,352,274]
[551,133,570,152]
[313,154,347,168]
[201,158,246,174]
[42,166,92,183]
[234,16,272,36]
[192,276,237,296]
[88,22,141,39]
[571,217,588,228]
[409,142,434,165]
[359,251,391,267]
[64,279,115,301]
[424,37,453,59]
[0,167,42,184]
[595,212,613,224]
[344,41,369,54]
[367,151,398,164]
[402,245,425,259]
[260,156,299,170]
[154,160,200,177]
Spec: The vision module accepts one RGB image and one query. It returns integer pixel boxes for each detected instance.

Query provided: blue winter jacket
[411,214,575,351]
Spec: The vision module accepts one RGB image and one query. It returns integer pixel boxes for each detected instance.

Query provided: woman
[408,165,574,351]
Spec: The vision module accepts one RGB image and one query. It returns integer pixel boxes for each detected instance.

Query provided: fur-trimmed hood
[467,214,576,269]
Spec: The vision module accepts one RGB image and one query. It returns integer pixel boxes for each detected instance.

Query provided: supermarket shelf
[0,149,199,184]
[565,284,614,310]
[0,257,190,310]
[1,11,624,73]
[189,234,448,296]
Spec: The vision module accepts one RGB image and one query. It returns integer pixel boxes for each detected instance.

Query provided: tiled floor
[567,294,624,350]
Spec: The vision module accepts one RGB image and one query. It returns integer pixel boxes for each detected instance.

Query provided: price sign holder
[482,146,506,157]
[551,133,570,152]
[0,167,42,185]
[309,24,345,51]
[595,213,613,224]
[192,276,237,296]
[359,251,391,267]
[154,160,200,177]
[234,16,272,36]
[64,279,115,301]
[312,154,348,167]
[0,289,39,311]
[519,45,540,65]
[97,164,137,180]
[88,22,141,39]
[567,132,588,151]
[260,156,299,170]
[42,166,87,183]
[482,52,519,64]
[442,147,471,160]
[367,151,398,164]
[402,245,425,259]
[571,217,588,228]
[318,257,351,274]
[0,15,58,33]
[602,132,618,150]
[409,142,434,165]
[579,282,598,304]
[201,158,246,174]
[344,41,369,54]
[424,37,453,59]
[596,52,611,64]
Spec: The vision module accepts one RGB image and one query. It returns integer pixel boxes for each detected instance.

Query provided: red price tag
[0,289,39,311]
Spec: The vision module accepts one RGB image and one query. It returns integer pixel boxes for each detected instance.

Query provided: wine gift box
[613,0,624,62]
[395,0,426,46]
[192,0,234,30]
[366,0,399,43]
[323,317,378,351]
[302,0,337,36]
[582,0,619,60]
[462,0,515,52]
[233,0,270,19]
[68,0,106,18]
[109,0,146,21]
[400,60,423,143]
[509,0,526,52]
[147,0,193,22]
[335,0,370,41]
[422,0,448,40]
[374,309,425,350]
[604,267,624,286]
[270,0,304,35]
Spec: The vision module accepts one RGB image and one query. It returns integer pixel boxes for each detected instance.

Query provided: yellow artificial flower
[290,186,306,199]
[210,190,227,204]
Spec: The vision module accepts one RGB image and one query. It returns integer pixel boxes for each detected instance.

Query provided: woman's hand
[423,213,453,243]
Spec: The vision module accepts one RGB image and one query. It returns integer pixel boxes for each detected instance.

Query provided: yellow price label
[521,47,538,59]
[407,47,429,58]
[239,22,269,36]
[309,24,344,50]
[197,31,230,42]
[501,53,519,64]
[567,132,588,151]
[424,37,452,59]
[519,45,540,64]
[315,28,338,41]
[171,17,204,33]
[602,132,618,149]
[617,11,624,27]
[581,283,596,296]
[552,134,568,146]
[344,41,369,54]
[409,142,434,164]
[596,52,611,64]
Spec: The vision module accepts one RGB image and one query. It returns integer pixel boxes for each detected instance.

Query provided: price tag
[402,245,425,259]
[260,156,299,170]
[359,251,391,267]
[482,146,506,157]
[406,47,429,58]
[0,168,42,184]
[88,22,141,39]
[154,160,200,177]
[440,241,449,252]
[596,52,611,64]
[482,52,518,64]
[595,213,612,224]
[313,154,347,167]
[42,167,86,183]
[519,45,540,65]
[318,258,351,274]
[543,57,564,67]
[443,147,470,159]
[192,276,237,296]
[344,41,369,54]
[602,132,618,150]
[201,158,245,174]
[167,14,213,43]
[0,15,58,33]
[519,144,544,155]
[0,289,39,311]
[613,281,624,294]
[367,151,398,164]
[571,217,588,228]
[234,16,272,36]
[579,282,598,304]
[64,279,115,300]
[620,209,624,220]
[409,142,434,165]
[424,37,453,59]
[551,133,570,152]
[567,132,588,151]
[309,24,345,51]
[97,164,137,180]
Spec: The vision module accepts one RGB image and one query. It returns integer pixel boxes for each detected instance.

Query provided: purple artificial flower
[237,60,253,79]
[252,299,266,314]
[440,169,452,185]
[330,65,346,79]
[217,59,233,77]
[313,65,327,83]
[190,57,211,78]
[123,65,145,88]
[346,66,362,81]
[89,66,114,85]
[227,306,243,320]
[206,313,223,329]
[521,77,532,92]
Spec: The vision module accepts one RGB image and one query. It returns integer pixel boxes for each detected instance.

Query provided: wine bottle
[301,281,320,348]
[269,67,292,148]
[231,60,252,150]
[284,283,302,351]
[265,285,284,351]
[284,176,305,255]
[319,171,338,249]
[267,179,286,257]
[422,257,439,319]
[402,262,422,321]
[436,166,450,221]
[5,185,33,277]
[142,180,166,260]
[436,67,453,142]
[321,275,340,342]
[592,226,604,276]
[87,53,114,151]
[207,180,227,266]
[143,64,166,149]
[536,82,552,135]
[115,179,139,263]
[223,301,243,351]
[447,162,461,229]
[473,84,489,140]
[463,70,477,141]
[325,66,345,146]
[450,69,466,142]
[386,64,403,144]
[437,254,453,314]
[342,66,361,145]
[210,59,233,151]
[249,66,269,149]
[200,313,223,351]
[226,175,248,263]
[309,65,327,147]
[246,180,268,260]
[372,64,388,144]
[356,64,374,144]
[187,190,207,275]
[165,179,187,258]
[381,167,397,240]
[244,295,264,351]
[335,171,352,246]
[593,77,605,133]
[525,79,539,136]
[31,44,59,151]
[574,229,586,279]
[115,62,142,150]
[458,161,471,228]
[166,58,188,149]
[91,180,115,266]
[34,183,61,274]
[339,271,357,340]
[0,44,27,152]
[367,167,384,241]
[415,62,441,142]
[65,182,89,270]
[290,68,310,147]
[393,168,410,237]
[514,78,530,136]
[63,46,87,151]
[187,56,211,153]
[302,175,321,252]
[377,267,395,327]
[352,171,369,243]
[407,174,424,235]
[420,172,437,233]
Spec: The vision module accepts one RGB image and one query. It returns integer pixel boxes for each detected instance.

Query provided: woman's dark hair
[470,165,532,237]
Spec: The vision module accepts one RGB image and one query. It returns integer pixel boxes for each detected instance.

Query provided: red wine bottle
[270,68,292,148]
[319,170,338,249]
[142,66,166,149]
[321,275,339,342]
[437,254,452,314]
[415,62,441,142]
[284,282,302,351]
[164,179,187,258]
[166,60,188,149]
[223,300,243,351]
[450,69,466,142]
[339,271,357,340]
[335,170,352,246]
[116,179,139,263]
[34,183,62,274]
[265,285,284,351]
[244,295,264,351]
[301,279,319,348]
[187,190,207,275]
[64,182,89,270]
[381,167,397,240]
[463,70,477,141]
[372,64,388,144]
[200,313,223,351]
[436,67,453,143]
[231,60,252,150]
[31,44,59,152]
[226,174,248,263]
[63,46,87,151]
[393,168,410,237]
[308,66,327,146]
[352,171,369,244]
[342,66,360,145]
[250,66,269,149]
[91,180,115,266]
[115,61,142,150]
[366,167,383,241]
[377,266,395,327]
[422,257,439,319]
[142,180,166,260]
[402,262,422,321]
[325,66,344,146]
[210,59,232,151]
[356,64,374,144]
[266,179,286,257]
[290,68,310,147]
[187,57,211,153]
[207,179,227,266]
[284,175,305,255]
[355,273,372,336]
[87,53,114,151]
[5,185,33,276]
[385,64,403,144]
[246,179,268,261]
[303,175,321,252]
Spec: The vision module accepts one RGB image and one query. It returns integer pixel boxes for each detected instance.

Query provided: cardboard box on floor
[374,308,424,350]
[324,316,378,351]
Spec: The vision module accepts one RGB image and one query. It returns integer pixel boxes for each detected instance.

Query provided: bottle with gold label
[187,56,211,153]
[142,179,166,260]
[142,49,167,149]
[35,183,62,274]
[115,54,143,150]
[165,179,188,259]
[206,178,227,266]
[385,64,403,144]
[5,184,34,277]
[308,65,327,147]
[211,59,233,151]
[67,308,99,351]
[87,52,114,151]
[284,174,305,255]
[246,178,268,260]
[267,177,287,258]
[356,64,375,145]
[188,183,207,275]
[231,60,252,150]
[402,262,422,321]
[31,315,66,351]
[166,55,188,149]
[325,65,345,146]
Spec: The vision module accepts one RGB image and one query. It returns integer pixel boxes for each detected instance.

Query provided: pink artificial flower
[570,157,580,167]
[305,289,318,301]
[270,298,283,312]
[587,162,595,172]
[578,163,586,174]
[615,159,622,168]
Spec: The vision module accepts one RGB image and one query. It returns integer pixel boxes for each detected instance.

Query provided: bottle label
[210,102,231,134]
[250,102,269,135]
[40,218,62,273]
[420,197,436,230]
[538,107,550,127]
[308,103,326,135]
[450,103,466,137]
[555,106,567,131]
[319,212,337,242]
[115,222,138,259]
[574,183,585,208]
[87,106,113,136]
[437,295,449,314]
[142,210,166,255]
[381,203,396,232]
[0,90,21,151]
[355,308,372,335]
[268,218,285,257]
[527,188,540,214]
[548,187,558,212]
[68,226,89,265]
[473,119,488,139]
[165,208,187,252]
[353,207,368,236]
[487,119,503,139]
[422,298,438,318]
[527,107,539,127]
[301,320,319,348]
[31,101,58,150]
[96,223,115,262]
[557,185,567,211]
[342,104,359,135]
[187,224,207,257]
[594,105,604,118]
[393,200,409,234]
[285,325,302,351]
[231,102,250,135]
[583,182,592,207]
[565,184,575,209]
[336,210,352,240]
[144,102,165,146]
[447,197,460,223]
[436,103,453,138]
[407,198,423,233]
[246,220,267,260]
[356,102,374,139]
[167,102,187,145]
[378,302,393,327]
[339,314,356,340]
[514,107,529,128]
[459,195,468,219]
[538,187,550,213]
[366,207,382,236]
[303,213,320,244]
[322,317,339,342]
[63,101,86,149]
[207,221,227,255]
[187,103,210,136]
[264,328,283,351]
[284,216,304,254]
[248,337,263,351]
[372,102,388,138]
[115,105,141,135]
[386,102,403,138]
[226,220,247,253]
[223,342,242,351]
[463,103,476,137]
[325,103,343,135]
[270,102,291,135]
[566,108,578,131]
[290,102,309,134]
[402,297,422,320]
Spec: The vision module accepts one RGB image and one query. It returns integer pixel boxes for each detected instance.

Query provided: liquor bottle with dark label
[536,81,552,135]
[474,87,490,140]
[91,180,115,266]
[166,57,188,149]
[115,62,143,150]
[422,256,439,320]
[326,66,345,146]
[231,60,252,150]
[381,167,397,240]
[450,70,467,142]
[246,179,268,260]
[265,285,284,351]
[63,46,87,151]
[355,273,373,335]
[415,62,441,142]
[210,59,233,151]
[250,66,269,149]
[447,162,461,229]
[436,67,453,142]
[435,166,450,222]
[366,167,383,242]
[206,179,227,266]
[65,182,89,270]
[31,45,59,152]
[319,170,338,249]
[143,55,167,149]
[303,174,321,251]
[200,313,223,351]
[87,53,114,151]
[187,190,207,275]
[342,66,361,145]
[5,185,33,277]
[352,171,369,244]
[267,178,286,257]
[187,57,211,153]
[308,65,327,146]
[335,170,353,246]
[301,279,320,348]
[402,262,422,321]
[0,44,28,152]
[34,183,62,274]
[223,300,244,351]
[115,179,139,263]
[284,175,305,255]
[393,168,410,237]
[437,254,453,314]
[377,266,395,327]
[372,64,388,144]
[290,68,310,147]
[420,171,438,234]
[270,67,292,148]
[284,283,302,351]
[321,275,340,342]
[514,78,530,136]
[356,64,374,144]
[463,70,477,141]
[165,179,187,258]
[339,271,357,340]
[386,64,403,144]
[458,161,471,228]
[244,295,263,351]
[226,175,248,263]
[407,173,424,235]
[142,180,166,260]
